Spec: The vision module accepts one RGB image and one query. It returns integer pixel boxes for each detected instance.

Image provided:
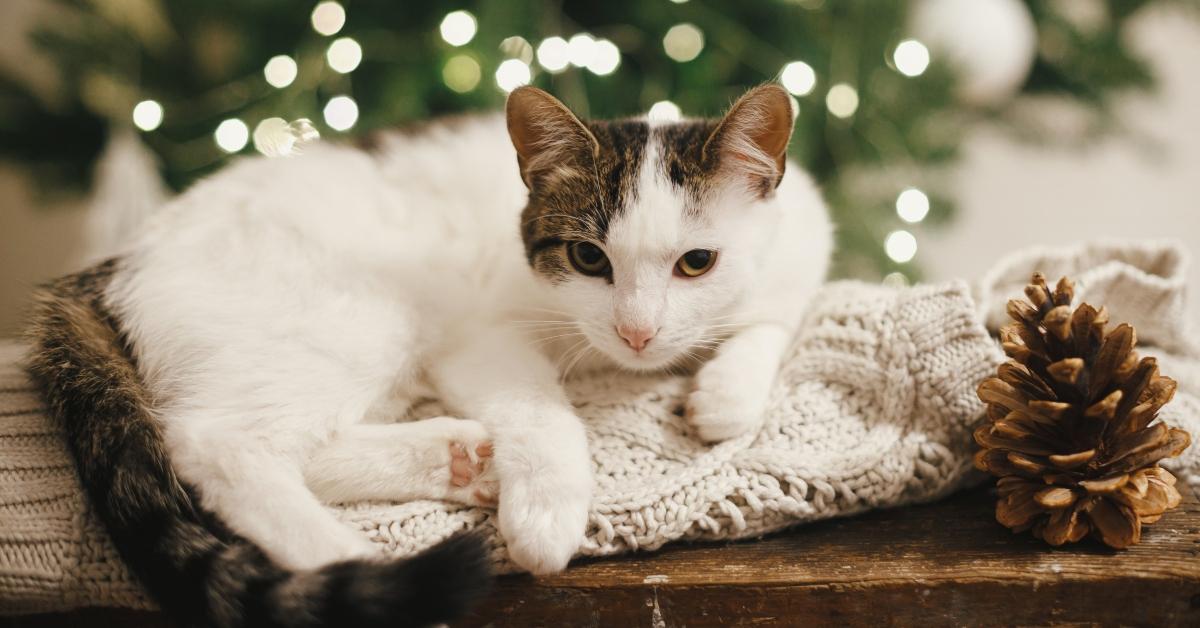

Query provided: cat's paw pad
[448,441,498,507]
[686,380,767,443]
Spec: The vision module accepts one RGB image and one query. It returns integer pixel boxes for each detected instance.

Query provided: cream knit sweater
[2,240,1198,614]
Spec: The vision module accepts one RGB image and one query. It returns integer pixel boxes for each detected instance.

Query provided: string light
[439,10,477,47]
[131,100,163,131]
[825,83,859,118]
[326,37,362,73]
[780,61,817,96]
[495,59,531,92]
[263,55,298,88]
[253,118,318,157]
[663,23,704,62]
[253,118,292,156]
[443,55,481,93]
[893,39,930,77]
[587,39,621,75]
[885,230,918,263]
[648,100,682,122]
[323,95,358,131]
[500,36,534,64]
[214,118,249,153]
[882,271,910,287]
[537,36,570,72]
[896,188,930,223]
[567,34,597,67]
[310,2,345,37]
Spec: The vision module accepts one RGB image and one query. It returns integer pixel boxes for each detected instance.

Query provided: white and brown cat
[27,85,832,627]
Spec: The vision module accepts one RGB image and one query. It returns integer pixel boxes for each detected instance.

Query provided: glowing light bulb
[263,55,298,88]
[780,61,816,96]
[310,2,345,37]
[326,37,362,73]
[587,39,621,75]
[443,55,481,93]
[663,23,704,62]
[893,39,930,77]
[495,59,531,92]
[648,101,682,122]
[439,10,477,47]
[568,33,596,67]
[825,83,859,118]
[882,272,910,288]
[896,188,930,223]
[323,95,358,131]
[214,118,249,153]
[500,36,534,65]
[537,36,570,72]
[885,230,918,263]
[131,100,163,131]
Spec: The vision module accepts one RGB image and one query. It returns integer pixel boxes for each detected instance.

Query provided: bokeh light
[214,118,249,153]
[648,101,682,122]
[323,95,359,131]
[896,188,931,223]
[893,39,931,77]
[587,40,621,75]
[439,10,477,47]
[326,37,362,74]
[443,55,482,93]
[537,37,570,72]
[663,23,704,62]
[826,83,859,118]
[263,55,298,88]
[495,59,531,92]
[131,100,163,131]
[885,230,918,263]
[780,61,817,96]
[310,2,345,37]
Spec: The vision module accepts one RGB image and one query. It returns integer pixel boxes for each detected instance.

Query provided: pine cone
[975,273,1191,548]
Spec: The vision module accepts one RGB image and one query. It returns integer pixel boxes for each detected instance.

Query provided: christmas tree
[0,0,1178,280]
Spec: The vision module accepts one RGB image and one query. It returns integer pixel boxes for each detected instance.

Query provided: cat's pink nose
[616,325,656,352]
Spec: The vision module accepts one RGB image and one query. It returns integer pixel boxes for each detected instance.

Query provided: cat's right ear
[506,86,598,189]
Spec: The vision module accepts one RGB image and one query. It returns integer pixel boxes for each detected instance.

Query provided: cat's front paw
[686,359,770,442]
[498,463,590,574]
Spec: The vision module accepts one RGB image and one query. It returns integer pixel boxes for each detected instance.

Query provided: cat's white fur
[103,108,832,575]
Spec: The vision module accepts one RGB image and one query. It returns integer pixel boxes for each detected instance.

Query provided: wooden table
[5,485,1199,627]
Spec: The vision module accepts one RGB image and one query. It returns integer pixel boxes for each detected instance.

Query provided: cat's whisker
[559,344,593,383]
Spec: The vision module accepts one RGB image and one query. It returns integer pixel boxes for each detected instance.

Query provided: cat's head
[506,85,795,372]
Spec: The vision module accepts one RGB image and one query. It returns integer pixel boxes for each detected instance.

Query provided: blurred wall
[1,5,1198,337]
[920,6,1200,320]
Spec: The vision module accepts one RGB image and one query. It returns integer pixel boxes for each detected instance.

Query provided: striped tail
[24,260,492,627]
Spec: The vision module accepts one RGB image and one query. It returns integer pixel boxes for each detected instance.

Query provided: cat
[26,84,832,627]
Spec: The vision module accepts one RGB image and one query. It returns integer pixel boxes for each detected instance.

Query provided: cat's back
[106,113,532,388]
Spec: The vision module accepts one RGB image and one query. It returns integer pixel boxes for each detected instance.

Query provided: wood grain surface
[5,485,1198,628]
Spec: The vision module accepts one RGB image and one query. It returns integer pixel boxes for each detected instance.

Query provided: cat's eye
[567,241,610,276]
[675,249,717,278]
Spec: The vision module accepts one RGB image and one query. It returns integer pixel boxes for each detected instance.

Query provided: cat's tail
[24,260,492,628]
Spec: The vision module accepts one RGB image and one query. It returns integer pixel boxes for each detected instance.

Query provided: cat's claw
[448,441,498,506]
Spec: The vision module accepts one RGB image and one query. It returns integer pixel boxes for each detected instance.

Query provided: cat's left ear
[506,86,599,189]
[703,84,795,193]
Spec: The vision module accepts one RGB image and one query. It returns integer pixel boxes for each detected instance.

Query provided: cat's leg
[428,330,591,575]
[167,414,378,571]
[687,323,794,442]
[303,417,498,506]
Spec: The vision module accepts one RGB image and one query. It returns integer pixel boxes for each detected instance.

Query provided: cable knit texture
[2,240,1199,614]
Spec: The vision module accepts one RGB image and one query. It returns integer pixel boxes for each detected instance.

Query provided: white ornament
[911,0,1037,106]
[253,117,320,157]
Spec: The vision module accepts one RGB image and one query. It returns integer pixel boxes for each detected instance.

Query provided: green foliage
[0,0,1176,280]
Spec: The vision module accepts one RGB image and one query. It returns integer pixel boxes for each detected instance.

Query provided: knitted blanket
[3,240,1199,615]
